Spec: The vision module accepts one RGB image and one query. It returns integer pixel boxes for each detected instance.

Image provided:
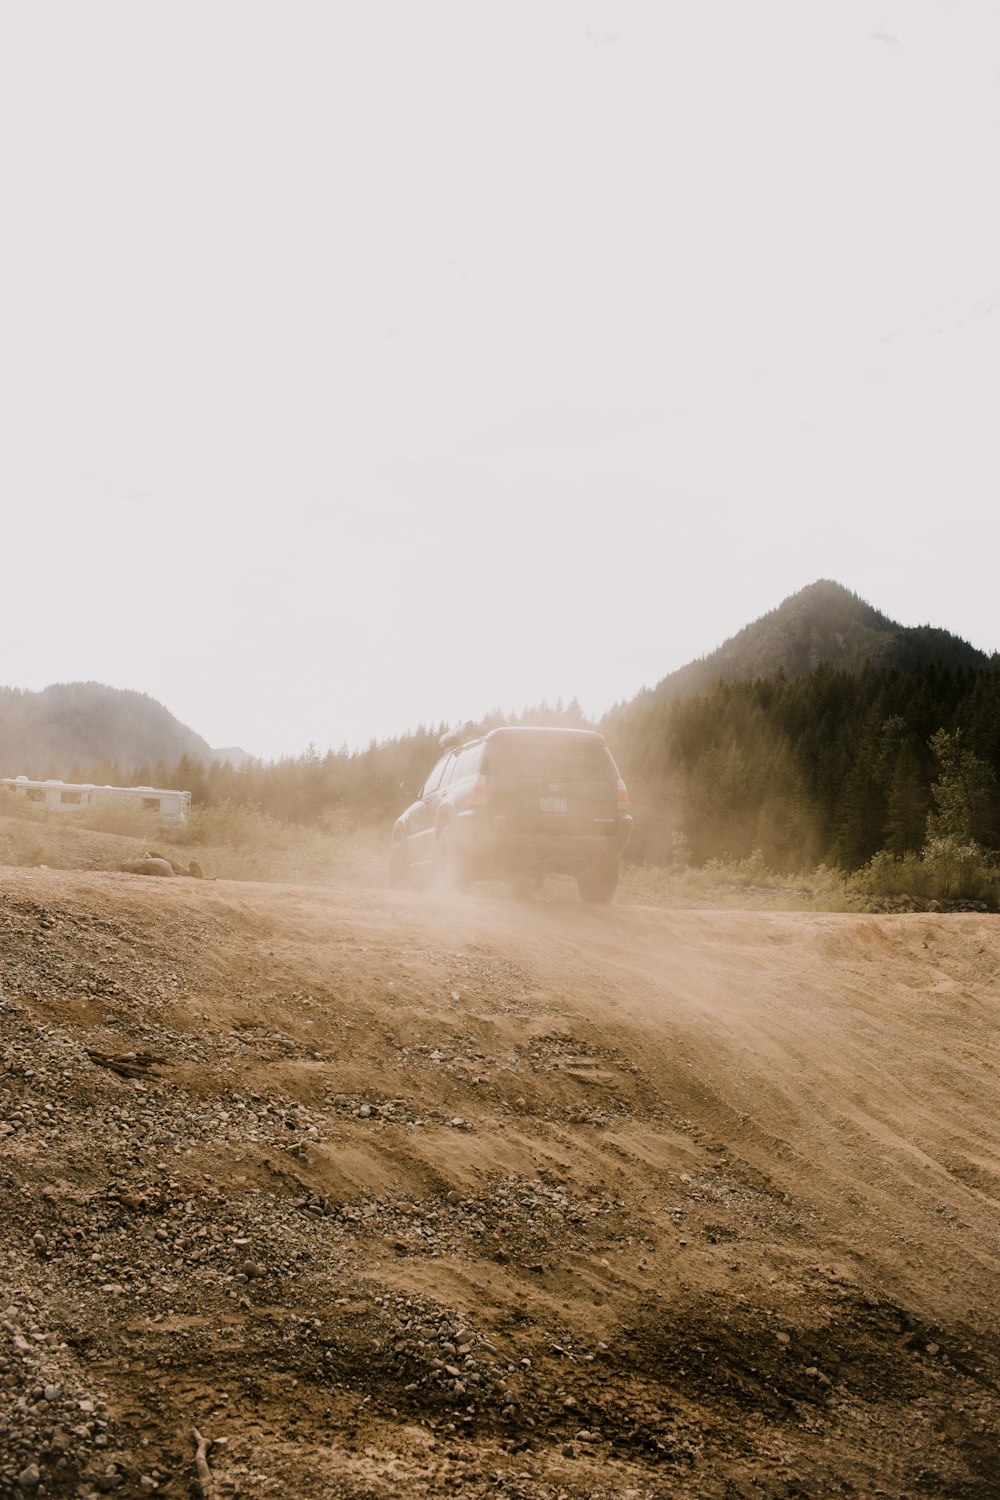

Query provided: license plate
[539,796,567,813]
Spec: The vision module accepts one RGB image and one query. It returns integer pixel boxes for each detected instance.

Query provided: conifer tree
[926,729,997,847]
[884,741,929,855]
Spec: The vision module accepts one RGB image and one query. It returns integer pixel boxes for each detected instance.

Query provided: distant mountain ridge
[653,580,992,699]
[0,682,249,779]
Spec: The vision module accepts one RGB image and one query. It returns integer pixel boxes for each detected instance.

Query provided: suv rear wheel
[577,860,620,904]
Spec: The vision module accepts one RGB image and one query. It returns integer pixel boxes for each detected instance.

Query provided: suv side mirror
[399,781,417,800]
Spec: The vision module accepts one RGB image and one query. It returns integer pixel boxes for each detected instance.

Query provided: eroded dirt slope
[2,867,1000,1499]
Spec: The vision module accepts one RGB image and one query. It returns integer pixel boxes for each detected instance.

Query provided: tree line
[38,666,1000,877]
[604,661,1000,872]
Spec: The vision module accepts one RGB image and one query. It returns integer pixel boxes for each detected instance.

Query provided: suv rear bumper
[456,811,633,875]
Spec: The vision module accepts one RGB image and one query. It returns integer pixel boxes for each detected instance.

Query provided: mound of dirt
[2,867,999,1498]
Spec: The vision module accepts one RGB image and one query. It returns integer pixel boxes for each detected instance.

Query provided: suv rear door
[407,752,455,863]
[486,732,619,838]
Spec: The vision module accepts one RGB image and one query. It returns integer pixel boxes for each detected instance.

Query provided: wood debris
[85,1049,166,1078]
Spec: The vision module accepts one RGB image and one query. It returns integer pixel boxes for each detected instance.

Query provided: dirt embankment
[2,867,1000,1499]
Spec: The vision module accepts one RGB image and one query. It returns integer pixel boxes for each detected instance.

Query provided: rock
[17,1464,41,1489]
[117,859,175,878]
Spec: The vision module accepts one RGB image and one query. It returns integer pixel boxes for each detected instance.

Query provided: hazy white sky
[2,1,998,759]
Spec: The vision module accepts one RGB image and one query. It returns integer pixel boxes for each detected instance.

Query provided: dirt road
[2,866,1000,1498]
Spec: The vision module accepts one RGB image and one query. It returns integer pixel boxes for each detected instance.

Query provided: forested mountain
[0,683,244,779]
[652,580,991,700]
[604,659,1000,871]
[584,581,1000,874]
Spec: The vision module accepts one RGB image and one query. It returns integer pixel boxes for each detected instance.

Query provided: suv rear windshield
[486,736,612,781]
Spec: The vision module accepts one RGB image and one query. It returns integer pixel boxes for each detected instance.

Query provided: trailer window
[26,788,44,802]
[141,797,161,812]
[60,791,82,805]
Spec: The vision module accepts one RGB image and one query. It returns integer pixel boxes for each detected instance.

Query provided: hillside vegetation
[606,661,999,871]
[0,683,221,776]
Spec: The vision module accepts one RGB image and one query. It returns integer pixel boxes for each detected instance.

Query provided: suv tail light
[616,778,630,813]
[468,775,488,809]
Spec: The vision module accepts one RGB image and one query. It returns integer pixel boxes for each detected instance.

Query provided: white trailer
[0,776,191,825]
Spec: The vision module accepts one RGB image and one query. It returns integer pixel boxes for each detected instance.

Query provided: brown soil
[2,865,1000,1499]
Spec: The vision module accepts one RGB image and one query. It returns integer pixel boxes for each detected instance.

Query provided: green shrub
[711,847,772,887]
[850,849,927,900]
[920,836,995,902]
[168,800,301,852]
[851,839,997,904]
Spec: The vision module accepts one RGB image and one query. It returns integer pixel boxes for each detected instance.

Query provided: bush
[850,849,927,900]
[709,847,772,887]
[619,854,858,910]
[921,836,995,902]
[851,839,997,905]
[168,801,303,852]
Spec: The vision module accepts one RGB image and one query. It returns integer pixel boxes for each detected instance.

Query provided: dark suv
[389,726,633,902]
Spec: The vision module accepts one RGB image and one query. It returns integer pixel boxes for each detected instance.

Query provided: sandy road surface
[2,866,1000,1499]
